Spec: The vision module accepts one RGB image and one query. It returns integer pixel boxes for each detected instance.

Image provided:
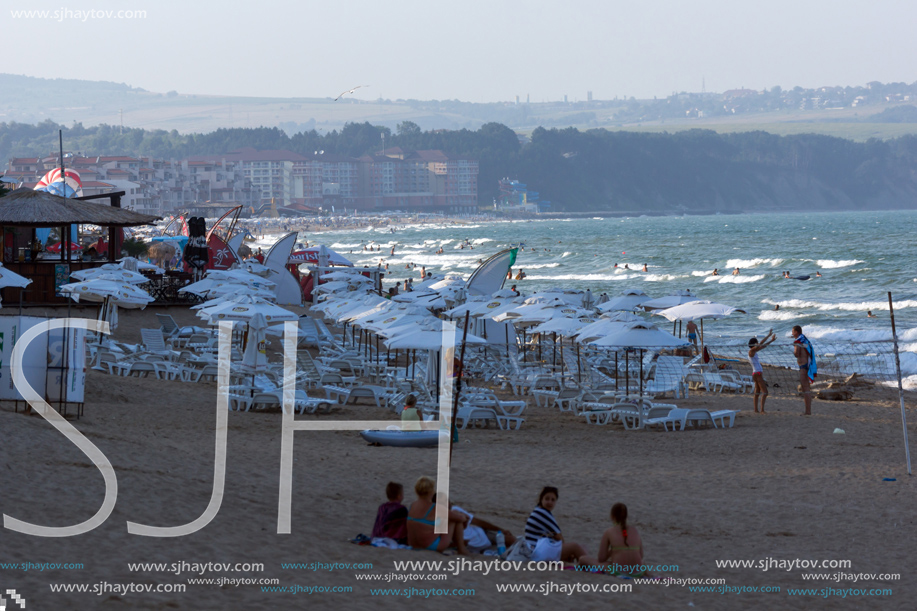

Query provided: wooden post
[887,291,913,475]
[449,312,470,463]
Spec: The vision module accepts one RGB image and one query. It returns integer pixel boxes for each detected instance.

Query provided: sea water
[262,210,917,380]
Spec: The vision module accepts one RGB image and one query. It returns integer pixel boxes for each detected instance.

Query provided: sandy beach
[1,306,915,610]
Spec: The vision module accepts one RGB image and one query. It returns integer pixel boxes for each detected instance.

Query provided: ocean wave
[724,258,784,268]
[561,252,573,258]
[815,259,864,269]
[521,263,561,269]
[761,298,917,312]
[801,325,917,343]
[757,310,816,321]
[528,273,628,281]
[691,270,715,277]
[643,274,689,281]
[472,238,493,244]
[703,275,765,284]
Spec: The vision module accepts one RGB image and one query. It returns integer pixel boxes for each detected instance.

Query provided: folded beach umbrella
[239,313,269,374]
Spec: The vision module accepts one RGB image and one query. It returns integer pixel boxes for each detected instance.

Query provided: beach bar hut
[0,188,158,304]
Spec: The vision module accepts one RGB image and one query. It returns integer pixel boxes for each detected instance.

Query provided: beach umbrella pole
[888,292,913,475]
[449,313,471,463]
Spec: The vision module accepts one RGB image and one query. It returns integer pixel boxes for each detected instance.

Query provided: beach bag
[502,538,533,562]
[531,537,563,562]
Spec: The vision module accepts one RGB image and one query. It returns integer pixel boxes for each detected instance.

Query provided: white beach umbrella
[197,295,297,324]
[71,265,149,285]
[206,269,276,288]
[470,298,522,320]
[427,276,466,291]
[590,322,690,398]
[596,289,652,312]
[654,300,747,322]
[118,257,164,274]
[443,296,487,319]
[531,316,595,336]
[59,277,154,332]
[0,263,33,289]
[385,327,486,350]
[590,321,689,349]
[654,299,746,349]
[639,290,698,312]
[239,261,276,277]
[59,278,153,308]
[575,319,633,344]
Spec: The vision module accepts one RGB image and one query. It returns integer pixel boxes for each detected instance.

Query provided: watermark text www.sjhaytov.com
[10,8,147,21]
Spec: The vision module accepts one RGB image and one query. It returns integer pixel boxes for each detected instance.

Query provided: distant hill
[4,73,917,141]
[4,120,917,214]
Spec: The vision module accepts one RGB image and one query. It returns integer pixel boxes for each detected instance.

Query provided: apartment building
[6,154,259,215]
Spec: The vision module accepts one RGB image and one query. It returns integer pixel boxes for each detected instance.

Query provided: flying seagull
[335,85,368,101]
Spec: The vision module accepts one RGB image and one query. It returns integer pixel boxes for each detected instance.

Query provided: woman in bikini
[582,503,644,575]
[748,330,776,413]
[406,476,468,554]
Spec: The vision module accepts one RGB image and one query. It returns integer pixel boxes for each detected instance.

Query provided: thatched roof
[0,188,159,227]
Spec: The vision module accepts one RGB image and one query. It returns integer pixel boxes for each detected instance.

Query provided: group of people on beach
[746,325,815,415]
[372,478,643,574]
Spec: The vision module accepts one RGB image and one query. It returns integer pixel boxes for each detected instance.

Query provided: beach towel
[371,502,408,543]
[794,333,817,382]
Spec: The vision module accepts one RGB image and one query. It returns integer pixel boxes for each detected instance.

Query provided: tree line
[3,119,917,211]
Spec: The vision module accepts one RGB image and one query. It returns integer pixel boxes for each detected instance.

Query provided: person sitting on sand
[525,487,588,564]
[581,503,644,576]
[432,495,517,553]
[401,394,420,431]
[407,476,468,554]
[748,330,777,413]
[371,482,408,544]
[867,310,877,318]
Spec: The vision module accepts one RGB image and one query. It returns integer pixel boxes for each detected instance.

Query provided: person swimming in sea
[712,268,719,276]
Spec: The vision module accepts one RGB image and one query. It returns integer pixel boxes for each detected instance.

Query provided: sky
[6,0,917,103]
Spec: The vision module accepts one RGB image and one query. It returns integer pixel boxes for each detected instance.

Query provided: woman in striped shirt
[524,487,588,564]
